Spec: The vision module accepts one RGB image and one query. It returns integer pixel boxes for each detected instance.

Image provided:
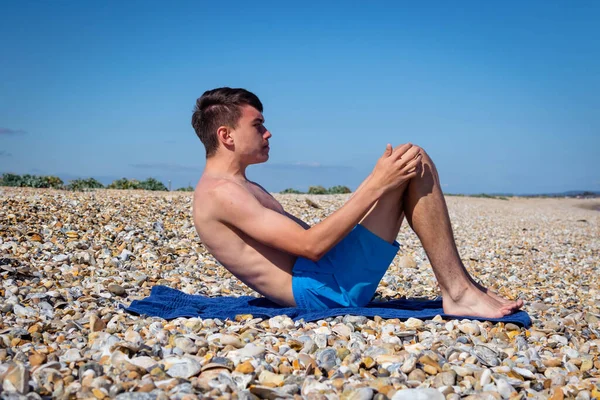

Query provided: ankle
[443,282,476,302]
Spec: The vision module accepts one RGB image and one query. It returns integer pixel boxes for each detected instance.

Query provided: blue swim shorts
[292,224,400,309]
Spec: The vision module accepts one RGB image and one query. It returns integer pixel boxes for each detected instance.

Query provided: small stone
[543,358,562,367]
[129,357,157,371]
[580,359,593,372]
[235,361,255,374]
[220,334,243,348]
[458,322,480,336]
[107,284,126,296]
[2,362,29,394]
[504,323,519,331]
[399,255,417,269]
[342,387,374,400]
[423,364,438,375]
[433,371,456,387]
[391,388,444,400]
[332,323,352,338]
[60,348,82,363]
[237,343,265,358]
[29,352,47,367]
[405,318,424,329]
[495,378,516,398]
[13,304,36,318]
[258,370,285,387]
[479,369,492,386]
[531,302,550,311]
[164,357,201,379]
[549,388,565,400]
[92,388,107,399]
[401,356,416,374]
[90,314,106,332]
[174,336,198,354]
[362,356,376,369]
[407,369,426,382]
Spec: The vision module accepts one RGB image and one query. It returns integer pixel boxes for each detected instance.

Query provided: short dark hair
[191,87,263,157]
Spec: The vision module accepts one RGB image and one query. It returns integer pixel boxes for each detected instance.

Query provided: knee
[410,144,432,163]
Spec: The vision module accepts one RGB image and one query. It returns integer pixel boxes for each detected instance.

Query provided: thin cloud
[0,151,12,157]
[0,128,27,135]
[130,162,201,172]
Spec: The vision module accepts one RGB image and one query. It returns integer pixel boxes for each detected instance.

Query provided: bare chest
[246,186,285,214]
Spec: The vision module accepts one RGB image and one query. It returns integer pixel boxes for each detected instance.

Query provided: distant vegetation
[66,178,105,191]
[107,177,168,191]
[0,173,64,189]
[3,173,597,199]
[281,185,352,195]
[445,193,509,201]
[0,173,176,192]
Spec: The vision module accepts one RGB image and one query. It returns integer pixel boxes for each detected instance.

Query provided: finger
[400,153,423,170]
[391,143,413,159]
[400,146,421,163]
[406,161,422,174]
[381,143,393,158]
[403,170,418,180]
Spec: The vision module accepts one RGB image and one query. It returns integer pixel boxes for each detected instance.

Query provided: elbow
[305,251,322,263]
[303,242,324,262]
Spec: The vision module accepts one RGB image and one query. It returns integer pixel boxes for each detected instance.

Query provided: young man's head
[191,88,270,163]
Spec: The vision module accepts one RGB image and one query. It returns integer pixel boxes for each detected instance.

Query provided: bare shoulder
[193,177,259,221]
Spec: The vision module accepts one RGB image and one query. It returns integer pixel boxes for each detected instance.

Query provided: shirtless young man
[191,87,523,318]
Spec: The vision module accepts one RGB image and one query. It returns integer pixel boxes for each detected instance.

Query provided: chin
[249,156,269,165]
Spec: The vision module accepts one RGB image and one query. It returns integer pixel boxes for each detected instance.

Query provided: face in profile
[231,105,272,165]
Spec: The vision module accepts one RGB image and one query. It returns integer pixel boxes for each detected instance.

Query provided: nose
[264,129,272,140]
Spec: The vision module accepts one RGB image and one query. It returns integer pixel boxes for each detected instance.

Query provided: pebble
[108,284,126,296]
[391,388,445,400]
[164,357,201,379]
[0,188,598,399]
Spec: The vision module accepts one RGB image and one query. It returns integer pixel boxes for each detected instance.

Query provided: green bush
[108,178,142,190]
[307,185,327,195]
[280,188,303,194]
[108,177,168,191]
[1,173,25,187]
[327,185,351,194]
[43,176,64,189]
[0,173,63,188]
[176,186,195,192]
[66,178,105,191]
[139,177,168,191]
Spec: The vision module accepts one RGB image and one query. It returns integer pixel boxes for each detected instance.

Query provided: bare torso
[193,176,306,306]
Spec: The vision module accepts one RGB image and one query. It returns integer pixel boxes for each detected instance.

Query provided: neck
[204,154,249,181]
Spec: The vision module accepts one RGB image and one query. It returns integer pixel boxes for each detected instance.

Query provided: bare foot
[470,278,524,310]
[443,284,523,319]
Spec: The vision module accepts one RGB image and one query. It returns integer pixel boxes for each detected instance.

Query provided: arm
[209,180,381,262]
[284,212,311,230]
[209,143,421,261]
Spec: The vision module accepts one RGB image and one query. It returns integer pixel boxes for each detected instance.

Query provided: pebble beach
[0,187,598,399]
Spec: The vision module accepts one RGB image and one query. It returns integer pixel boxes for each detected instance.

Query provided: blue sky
[1,1,598,194]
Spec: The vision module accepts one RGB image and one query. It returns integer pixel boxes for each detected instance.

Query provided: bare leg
[402,149,523,318]
[359,146,522,318]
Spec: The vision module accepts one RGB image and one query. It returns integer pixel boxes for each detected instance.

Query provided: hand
[370,143,422,193]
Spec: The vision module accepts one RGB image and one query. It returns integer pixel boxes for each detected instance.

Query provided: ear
[216,126,234,146]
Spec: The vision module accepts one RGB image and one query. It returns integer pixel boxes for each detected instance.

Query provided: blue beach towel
[121,285,531,328]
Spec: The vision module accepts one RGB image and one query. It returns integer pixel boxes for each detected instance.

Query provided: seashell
[26,231,43,242]
[201,357,234,372]
[472,344,501,367]
[65,231,79,240]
